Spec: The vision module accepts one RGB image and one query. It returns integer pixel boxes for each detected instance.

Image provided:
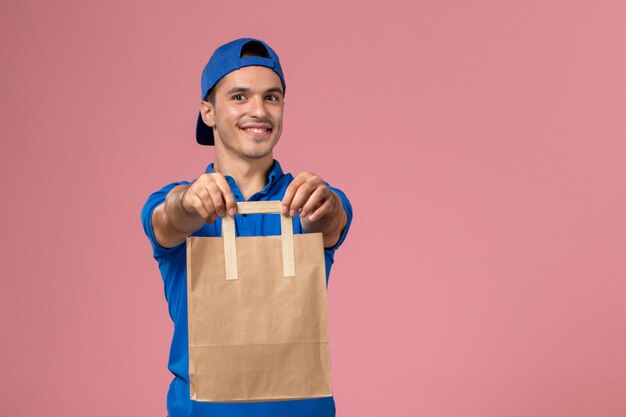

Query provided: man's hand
[152,173,236,248]
[180,173,236,224]
[281,172,347,248]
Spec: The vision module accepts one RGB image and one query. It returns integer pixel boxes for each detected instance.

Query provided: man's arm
[152,173,236,248]
[281,172,348,248]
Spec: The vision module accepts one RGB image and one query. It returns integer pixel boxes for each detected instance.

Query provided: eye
[232,94,245,101]
[265,95,279,102]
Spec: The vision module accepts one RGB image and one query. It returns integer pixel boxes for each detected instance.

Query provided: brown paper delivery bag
[186,200,332,402]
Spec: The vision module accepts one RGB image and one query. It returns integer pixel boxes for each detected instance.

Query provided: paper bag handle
[221,201,295,280]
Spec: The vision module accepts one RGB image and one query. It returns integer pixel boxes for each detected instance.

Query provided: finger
[213,174,236,215]
[182,186,210,220]
[307,196,335,222]
[202,181,224,217]
[282,173,309,214]
[300,186,327,218]
[289,178,317,217]
[194,185,218,220]
[190,193,215,223]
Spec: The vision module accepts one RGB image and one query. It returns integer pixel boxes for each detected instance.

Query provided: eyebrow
[265,87,284,96]
[226,86,284,96]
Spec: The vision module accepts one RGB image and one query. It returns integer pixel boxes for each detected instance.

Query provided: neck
[213,154,274,200]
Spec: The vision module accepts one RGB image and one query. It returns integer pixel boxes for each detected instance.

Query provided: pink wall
[2,1,625,416]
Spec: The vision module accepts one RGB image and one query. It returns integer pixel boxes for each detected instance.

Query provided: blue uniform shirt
[141,160,353,417]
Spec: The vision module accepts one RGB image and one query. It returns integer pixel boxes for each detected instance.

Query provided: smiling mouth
[240,126,272,138]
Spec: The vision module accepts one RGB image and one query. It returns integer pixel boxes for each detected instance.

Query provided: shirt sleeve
[323,183,353,261]
[140,181,191,259]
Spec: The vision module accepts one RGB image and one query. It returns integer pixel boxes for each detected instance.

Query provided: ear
[199,100,216,128]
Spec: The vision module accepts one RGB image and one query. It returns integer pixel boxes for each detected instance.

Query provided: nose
[248,95,267,118]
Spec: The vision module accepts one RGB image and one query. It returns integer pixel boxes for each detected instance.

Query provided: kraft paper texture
[186,230,332,402]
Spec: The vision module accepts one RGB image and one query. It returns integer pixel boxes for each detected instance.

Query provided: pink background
[2,1,625,416]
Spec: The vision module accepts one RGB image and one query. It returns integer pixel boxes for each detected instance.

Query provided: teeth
[247,128,267,133]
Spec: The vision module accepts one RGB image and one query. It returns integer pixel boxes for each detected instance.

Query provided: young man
[141,38,353,417]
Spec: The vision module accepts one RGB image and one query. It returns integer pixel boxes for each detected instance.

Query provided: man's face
[202,66,284,160]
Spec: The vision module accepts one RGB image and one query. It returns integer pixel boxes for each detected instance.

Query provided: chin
[242,140,278,159]
[243,148,273,159]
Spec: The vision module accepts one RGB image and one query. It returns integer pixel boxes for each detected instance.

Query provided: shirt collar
[204,159,284,192]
